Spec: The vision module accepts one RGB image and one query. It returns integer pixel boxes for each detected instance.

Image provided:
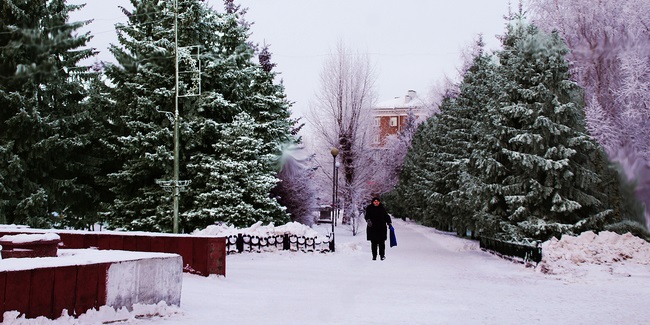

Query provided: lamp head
[330,148,339,157]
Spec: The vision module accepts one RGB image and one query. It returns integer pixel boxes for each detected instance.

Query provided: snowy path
[144,218,648,324]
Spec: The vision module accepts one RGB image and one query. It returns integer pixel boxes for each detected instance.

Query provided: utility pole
[157,0,199,233]
[172,0,180,234]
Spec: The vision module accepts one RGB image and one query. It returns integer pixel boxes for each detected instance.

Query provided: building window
[373,134,380,144]
[374,117,380,127]
[390,117,398,127]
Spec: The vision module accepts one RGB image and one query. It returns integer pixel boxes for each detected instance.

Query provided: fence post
[283,234,290,250]
[236,234,244,253]
[535,240,543,264]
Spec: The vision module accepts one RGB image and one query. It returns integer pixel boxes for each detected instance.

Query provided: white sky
[4,218,650,324]
[68,0,513,118]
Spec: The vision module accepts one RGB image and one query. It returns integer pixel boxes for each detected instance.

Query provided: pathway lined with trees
[160,218,649,324]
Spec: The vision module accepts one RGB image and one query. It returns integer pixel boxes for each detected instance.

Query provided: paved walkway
[156,218,650,325]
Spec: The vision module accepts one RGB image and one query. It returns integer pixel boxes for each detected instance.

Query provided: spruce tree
[385,42,498,236]
[185,113,288,229]
[0,0,96,227]
[475,21,612,241]
[101,0,178,231]
[385,118,438,225]
[103,0,294,231]
[437,48,499,235]
[183,4,295,228]
[387,19,643,242]
[80,67,118,230]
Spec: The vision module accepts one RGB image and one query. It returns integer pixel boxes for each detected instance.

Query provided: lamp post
[334,161,339,227]
[330,147,339,252]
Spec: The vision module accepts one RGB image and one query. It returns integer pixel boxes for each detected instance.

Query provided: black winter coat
[365,203,392,242]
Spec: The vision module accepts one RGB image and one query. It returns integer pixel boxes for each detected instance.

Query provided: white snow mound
[192,221,320,238]
[539,231,650,274]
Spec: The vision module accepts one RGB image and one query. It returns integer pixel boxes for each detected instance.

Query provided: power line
[271,51,459,59]
[0,9,170,36]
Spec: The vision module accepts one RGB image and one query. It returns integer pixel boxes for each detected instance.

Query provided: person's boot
[380,256,386,260]
[372,255,377,260]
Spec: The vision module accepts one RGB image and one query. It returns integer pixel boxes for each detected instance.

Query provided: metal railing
[479,237,542,265]
[225,233,333,254]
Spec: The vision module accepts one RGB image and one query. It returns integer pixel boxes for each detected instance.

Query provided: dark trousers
[371,240,385,258]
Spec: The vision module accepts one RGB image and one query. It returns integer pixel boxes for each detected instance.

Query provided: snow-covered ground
[4,218,650,324]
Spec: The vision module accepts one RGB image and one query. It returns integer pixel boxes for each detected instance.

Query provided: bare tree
[271,143,318,225]
[307,40,377,234]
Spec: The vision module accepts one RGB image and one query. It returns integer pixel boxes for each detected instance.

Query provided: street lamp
[330,147,339,252]
[334,161,339,227]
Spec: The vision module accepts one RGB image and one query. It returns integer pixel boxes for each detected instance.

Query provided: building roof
[374,90,426,110]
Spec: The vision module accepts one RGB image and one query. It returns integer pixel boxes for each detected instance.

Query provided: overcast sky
[69,0,513,117]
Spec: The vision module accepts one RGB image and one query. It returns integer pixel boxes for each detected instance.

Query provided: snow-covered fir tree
[185,113,288,229]
[247,43,306,222]
[102,0,295,231]
[439,46,499,236]
[0,0,97,228]
[386,17,641,242]
[101,0,181,231]
[383,118,438,225]
[472,21,614,241]
[384,41,498,235]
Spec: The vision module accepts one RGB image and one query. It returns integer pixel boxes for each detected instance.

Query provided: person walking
[365,197,392,260]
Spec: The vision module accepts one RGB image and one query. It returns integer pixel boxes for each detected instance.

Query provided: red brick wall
[376,115,408,146]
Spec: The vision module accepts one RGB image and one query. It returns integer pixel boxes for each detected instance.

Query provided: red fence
[0,263,110,321]
[0,231,226,277]
[0,229,200,321]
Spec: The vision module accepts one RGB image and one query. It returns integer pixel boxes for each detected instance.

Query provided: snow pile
[274,222,321,237]
[2,301,182,325]
[191,223,240,237]
[0,233,60,243]
[538,231,650,275]
[192,221,321,238]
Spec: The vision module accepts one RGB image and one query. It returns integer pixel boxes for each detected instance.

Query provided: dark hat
[372,197,380,202]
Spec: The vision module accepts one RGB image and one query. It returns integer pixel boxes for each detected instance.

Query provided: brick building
[372,90,426,146]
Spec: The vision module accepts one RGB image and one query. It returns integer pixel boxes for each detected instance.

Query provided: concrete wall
[106,256,182,310]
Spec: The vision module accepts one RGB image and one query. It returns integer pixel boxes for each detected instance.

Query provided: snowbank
[538,231,650,275]
[3,301,182,325]
[192,221,320,238]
